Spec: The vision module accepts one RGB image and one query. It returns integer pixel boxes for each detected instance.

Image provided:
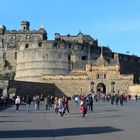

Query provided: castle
[0,21,140,96]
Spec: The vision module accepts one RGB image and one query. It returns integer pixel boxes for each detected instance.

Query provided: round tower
[21,21,30,30]
[15,43,70,82]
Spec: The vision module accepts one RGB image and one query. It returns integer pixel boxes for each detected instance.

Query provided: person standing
[25,95,32,112]
[135,94,138,102]
[119,94,124,106]
[115,94,119,105]
[54,97,59,115]
[34,96,40,110]
[89,94,93,112]
[44,96,49,110]
[15,96,21,111]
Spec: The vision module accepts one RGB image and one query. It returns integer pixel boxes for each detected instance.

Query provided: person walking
[58,98,65,117]
[65,96,70,115]
[54,97,59,115]
[25,95,32,112]
[80,97,87,118]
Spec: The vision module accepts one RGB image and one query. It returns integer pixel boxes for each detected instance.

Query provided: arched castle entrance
[97,83,106,93]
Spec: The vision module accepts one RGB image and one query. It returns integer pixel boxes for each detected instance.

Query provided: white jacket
[15,97,21,104]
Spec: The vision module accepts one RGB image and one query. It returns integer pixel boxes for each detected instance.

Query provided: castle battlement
[0,21,140,95]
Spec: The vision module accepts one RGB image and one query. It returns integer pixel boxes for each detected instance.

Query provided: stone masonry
[0,21,140,96]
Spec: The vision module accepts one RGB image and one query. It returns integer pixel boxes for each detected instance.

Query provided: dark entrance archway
[97,83,106,93]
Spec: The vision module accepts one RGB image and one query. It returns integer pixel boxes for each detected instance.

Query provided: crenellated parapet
[55,32,98,46]
[0,20,140,96]
[42,75,89,80]
[15,47,71,81]
[119,74,134,80]
[86,62,120,72]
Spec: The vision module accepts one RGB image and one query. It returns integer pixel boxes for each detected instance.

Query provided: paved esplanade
[0,100,140,140]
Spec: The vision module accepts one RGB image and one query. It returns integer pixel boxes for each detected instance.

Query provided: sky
[0,0,140,56]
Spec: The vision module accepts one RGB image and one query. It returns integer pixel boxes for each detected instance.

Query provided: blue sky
[0,0,140,56]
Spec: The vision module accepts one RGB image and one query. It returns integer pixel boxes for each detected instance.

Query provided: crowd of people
[1,91,140,118]
[44,96,70,117]
[13,94,71,116]
[14,95,41,112]
[72,92,139,117]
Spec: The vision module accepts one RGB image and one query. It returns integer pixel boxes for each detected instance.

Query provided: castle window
[15,52,17,59]
[68,55,71,61]
[26,35,31,39]
[81,56,87,60]
[90,82,94,93]
[111,81,115,93]
[104,74,106,79]
[39,42,42,47]
[96,74,106,80]
[25,44,29,49]
[3,52,6,59]
[12,35,16,39]
[96,74,99,79]
[53,42,57,47]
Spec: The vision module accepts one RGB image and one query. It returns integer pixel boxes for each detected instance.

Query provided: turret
[114,53,120,65]
[0,25,6,35]
[21,21,30,31]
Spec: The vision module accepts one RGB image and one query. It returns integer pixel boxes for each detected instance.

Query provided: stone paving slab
[0,100,140,140]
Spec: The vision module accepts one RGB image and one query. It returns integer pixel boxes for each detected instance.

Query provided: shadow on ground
[0,126,122,138]
[0,121,32,123]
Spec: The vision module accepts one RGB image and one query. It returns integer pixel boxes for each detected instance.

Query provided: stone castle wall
[8,80,66,98]
[0,21,140,96]
[15,47,70,82]
[128,85,140,96]
[42,75,90,96]
[41,73,134,96]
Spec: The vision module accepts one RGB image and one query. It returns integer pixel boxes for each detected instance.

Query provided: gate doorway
[97,83,106,93]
